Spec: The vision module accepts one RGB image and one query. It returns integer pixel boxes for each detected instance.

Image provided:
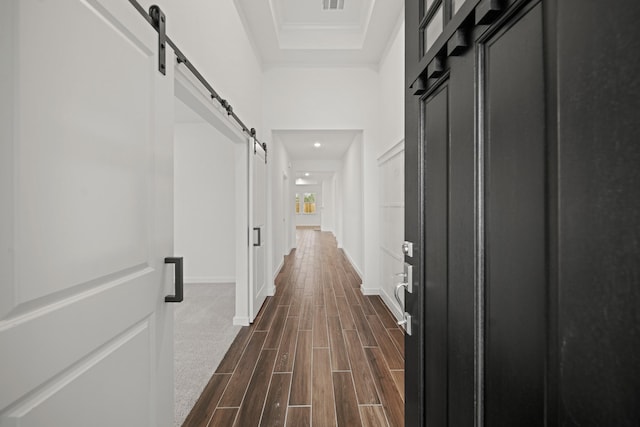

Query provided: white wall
[334,174,344,247]
[364,16,406,317]
[321,178,335,233]
[268,136,293,279]
[377,20,405,155]
[376,142,405,320]
[174,123,235,283]
[340,134,364,276]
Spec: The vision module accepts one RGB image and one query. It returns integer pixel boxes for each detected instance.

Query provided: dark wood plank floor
[183,229,405,427]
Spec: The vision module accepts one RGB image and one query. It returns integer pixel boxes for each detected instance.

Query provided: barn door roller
[149,5,166,75]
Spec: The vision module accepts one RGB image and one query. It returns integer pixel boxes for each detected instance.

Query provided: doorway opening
[172,94,241,425]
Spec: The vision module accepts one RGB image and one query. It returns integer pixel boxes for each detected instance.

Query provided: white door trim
[173,66,251,327]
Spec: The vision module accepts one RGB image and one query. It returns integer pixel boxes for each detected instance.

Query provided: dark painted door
[555,0,640,424]
[404,0,640,425]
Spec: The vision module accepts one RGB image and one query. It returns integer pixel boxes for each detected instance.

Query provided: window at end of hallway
[295,193,316,214]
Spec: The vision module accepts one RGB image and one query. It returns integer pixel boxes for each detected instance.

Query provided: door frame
[282,171,290,258]
[173,67,254,326]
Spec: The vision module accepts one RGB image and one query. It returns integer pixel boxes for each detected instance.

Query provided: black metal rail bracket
[149,5,166,75]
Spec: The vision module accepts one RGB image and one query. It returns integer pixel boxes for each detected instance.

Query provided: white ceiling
[274,129,359,163]
[234,0,404,68]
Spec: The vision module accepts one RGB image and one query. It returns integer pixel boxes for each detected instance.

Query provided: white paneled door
[248,139,268,322]
[0,1,175,426]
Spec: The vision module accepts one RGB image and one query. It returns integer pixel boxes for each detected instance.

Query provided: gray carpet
[174,283,241,427]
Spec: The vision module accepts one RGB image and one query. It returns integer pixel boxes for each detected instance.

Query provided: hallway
[183,229,405,426]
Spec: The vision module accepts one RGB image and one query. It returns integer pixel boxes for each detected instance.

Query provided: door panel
[482,4,546,426]
[423,83,450,426]
[6,323,151,426]
[249,140,268,321]
[447,29,477,427]
[0,1,174,425]
[14,0,153,303]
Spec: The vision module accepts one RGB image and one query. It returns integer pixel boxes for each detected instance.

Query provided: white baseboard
[268,259,285,297]
[342,248,364,279]
[273,259,285,281]
[233,316,250,326]
[185,276,235,284]
[379,288,403,321]
[360,284,380,296]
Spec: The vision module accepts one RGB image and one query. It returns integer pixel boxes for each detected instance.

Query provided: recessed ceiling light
[314,142,321,148]
[304,172,310,177]
[322,0,345,10]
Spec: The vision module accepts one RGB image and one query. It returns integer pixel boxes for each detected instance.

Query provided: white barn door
[0,1,175,426]
[248,139,267,322]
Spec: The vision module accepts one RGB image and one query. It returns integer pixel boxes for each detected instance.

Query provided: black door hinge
[149,5,166,75]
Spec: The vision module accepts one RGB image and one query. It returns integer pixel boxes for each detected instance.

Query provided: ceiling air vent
[322,0,345,10]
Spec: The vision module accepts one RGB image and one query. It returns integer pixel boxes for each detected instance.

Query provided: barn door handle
[165,257,184,303]
[253,227,261,247]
